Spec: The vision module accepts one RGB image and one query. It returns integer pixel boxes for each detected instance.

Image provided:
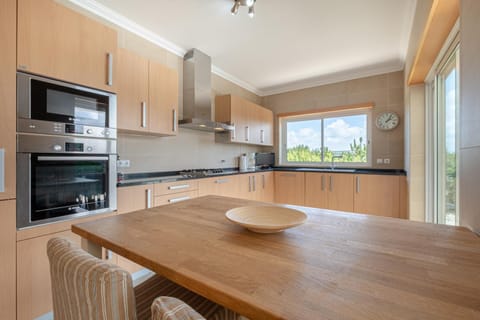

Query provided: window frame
[279,108,372,167]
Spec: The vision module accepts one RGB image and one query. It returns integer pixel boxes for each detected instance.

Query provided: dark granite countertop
[117,167,404,188]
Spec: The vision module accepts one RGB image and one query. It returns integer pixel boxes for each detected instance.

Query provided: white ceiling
[70,0,417,96]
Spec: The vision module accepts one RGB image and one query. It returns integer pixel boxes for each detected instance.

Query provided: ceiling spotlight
[231,1,240,15]
[230,0,256,17]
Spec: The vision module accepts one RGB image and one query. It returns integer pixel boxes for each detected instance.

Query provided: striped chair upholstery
[47,237,244,320]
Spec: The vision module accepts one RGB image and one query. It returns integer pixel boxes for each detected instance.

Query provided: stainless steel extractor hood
[179,49,233,132]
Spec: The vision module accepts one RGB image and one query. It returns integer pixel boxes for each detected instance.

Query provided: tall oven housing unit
[16,72,117,229]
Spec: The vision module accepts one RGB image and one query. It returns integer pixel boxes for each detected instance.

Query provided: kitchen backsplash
[117,129,265,173]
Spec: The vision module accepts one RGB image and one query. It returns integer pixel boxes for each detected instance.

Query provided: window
[280,108,371,166]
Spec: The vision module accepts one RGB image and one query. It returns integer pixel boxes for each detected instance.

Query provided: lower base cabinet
[0,200,16,320]
[16,230,81,320]
[274,172,305,205]
[354,174,405,218]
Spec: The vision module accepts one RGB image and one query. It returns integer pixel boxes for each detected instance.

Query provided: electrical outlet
[117,159,130,168]
[384,158,390,164]
[376,158,383,164]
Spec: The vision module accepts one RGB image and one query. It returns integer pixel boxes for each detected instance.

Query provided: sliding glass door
[435,46,459,225]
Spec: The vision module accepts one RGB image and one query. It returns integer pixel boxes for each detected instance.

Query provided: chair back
[47,237,137,320]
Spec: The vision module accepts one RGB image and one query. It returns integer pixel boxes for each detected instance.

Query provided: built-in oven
[16,134,117,229]
[17,72,117,139]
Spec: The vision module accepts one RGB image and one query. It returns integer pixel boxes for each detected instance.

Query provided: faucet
[331,155,343,170]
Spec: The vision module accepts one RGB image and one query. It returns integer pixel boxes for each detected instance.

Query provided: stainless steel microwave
[17,72,117,139]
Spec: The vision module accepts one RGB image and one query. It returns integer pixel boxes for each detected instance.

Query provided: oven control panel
[17,119,116,139]
[17,134,117,155]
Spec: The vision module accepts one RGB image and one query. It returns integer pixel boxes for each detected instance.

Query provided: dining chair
[47,237,242,320]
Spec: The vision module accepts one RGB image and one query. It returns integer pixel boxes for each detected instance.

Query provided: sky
[445,69,456,153]
[286,114,367,152]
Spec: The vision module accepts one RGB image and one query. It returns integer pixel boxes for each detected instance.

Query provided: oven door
[17,72,117,129]
[17,153,117,229]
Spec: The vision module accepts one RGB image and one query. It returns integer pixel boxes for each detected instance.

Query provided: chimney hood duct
[179,49,233,132]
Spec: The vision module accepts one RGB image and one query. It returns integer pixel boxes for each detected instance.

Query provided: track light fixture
[230,0,257,18]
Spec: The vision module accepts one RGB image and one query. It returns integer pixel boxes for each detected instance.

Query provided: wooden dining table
[72,195,480,320]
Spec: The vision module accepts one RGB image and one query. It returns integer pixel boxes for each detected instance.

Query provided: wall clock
[375,111,399,130]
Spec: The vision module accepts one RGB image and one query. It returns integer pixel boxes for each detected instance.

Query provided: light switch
[0,149,4,192]
[376,158,383,164]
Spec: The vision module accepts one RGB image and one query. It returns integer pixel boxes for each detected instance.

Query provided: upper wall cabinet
[117,48,178,136]
[215,95,273,146]
[17,0,117,92]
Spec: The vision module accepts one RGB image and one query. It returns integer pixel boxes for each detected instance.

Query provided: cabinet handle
[248,176,252,192]
[356,176,360,193]
[168,184,190,190]
[260,129,265,143]
[231,123,236,140]
[215,179,229,184]
[321,175,325,191]
[252,175,256,192]
[245,126,249,141]
[141,102,147,128]
[168,196,190,203]
[172,109,177,132]
[329,176,333,192]
[146,189,152,208]
[107,52,113,86]
[262,174,265,189]
[0,149,4,193]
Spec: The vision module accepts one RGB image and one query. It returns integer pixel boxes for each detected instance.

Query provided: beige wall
[262,71,405,169]
[403,0,433,221]
[459,0,480,234]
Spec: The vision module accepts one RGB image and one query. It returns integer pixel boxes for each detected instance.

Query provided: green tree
[287,137,367,163]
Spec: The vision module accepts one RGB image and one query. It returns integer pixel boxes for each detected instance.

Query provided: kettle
[239,154,248,172]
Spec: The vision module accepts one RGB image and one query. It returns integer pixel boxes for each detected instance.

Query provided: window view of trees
[284,113,368,164]
[287,137,367,162]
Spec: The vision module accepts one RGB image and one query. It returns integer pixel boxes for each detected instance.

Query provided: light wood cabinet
[17,0,117,92]
[149,61,179,136]
[239,172,275,202]
[354,174,402,218]
[305,172,354,211]
[154,180,198,196]
[198,175,241,198]
[0,200,16,320]
[274,172,305,205]
[117,48,149,132]
[16,230,81,320]
[154,191,198,206]
[305,173,328,208]
[117,184,154,214]
[215,94,273,146]
[0,0,16,201]
[117,49,179,135]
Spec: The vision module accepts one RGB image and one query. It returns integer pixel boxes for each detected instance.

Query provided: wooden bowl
[225,205,307,233]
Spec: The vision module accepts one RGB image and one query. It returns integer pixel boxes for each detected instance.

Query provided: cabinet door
[274,172,305,205]
[256,172,274,202]
[149,61,178,135]
[117,185,153,214]
[0,200,16,320]
[117,48,149,132]
[246,102,261,144]
[327,173,354,212]
[260,108,274,146]
[17,0,117,92]
[0,0,16,201]
[354,175,400,218]
[305,173,328,208]
[17,230,81,320]
[230,96,248,143]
